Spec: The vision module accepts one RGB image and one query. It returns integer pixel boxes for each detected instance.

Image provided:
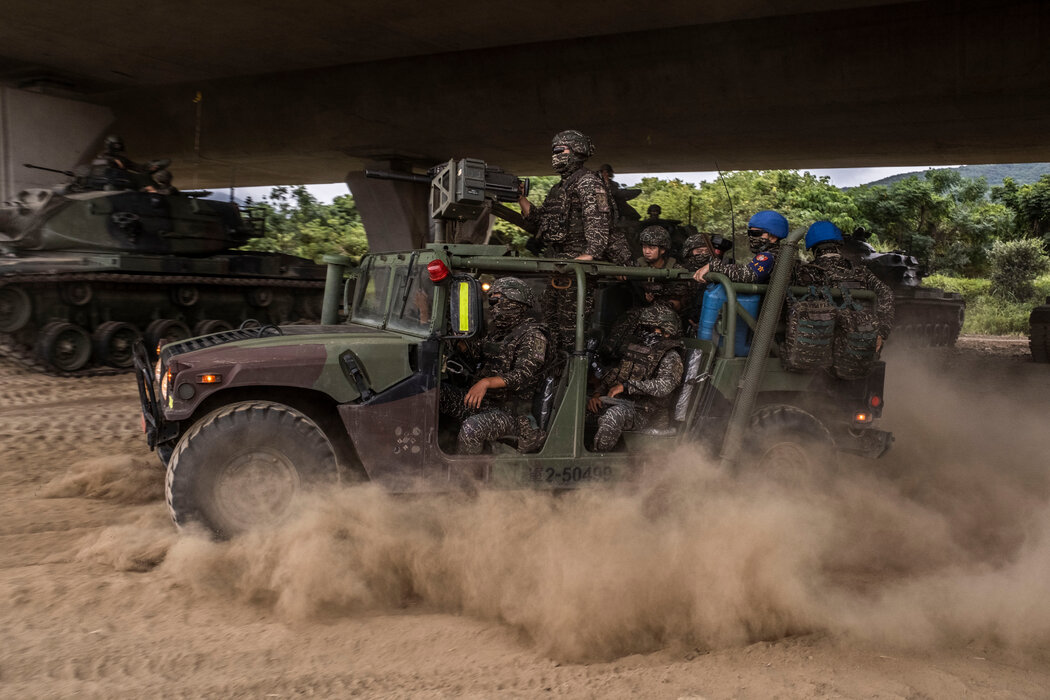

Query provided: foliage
[923,274,990,303]
[992,175,1050,246]
[987,238,1050,301]
[238,186,368,263]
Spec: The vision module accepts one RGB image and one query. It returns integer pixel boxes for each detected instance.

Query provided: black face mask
[490,298,527,329]
[641,327,663,346]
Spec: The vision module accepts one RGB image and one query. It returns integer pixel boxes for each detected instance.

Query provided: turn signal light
[853,412,873,424]
[427,259,450,282]
[197,373,222,384]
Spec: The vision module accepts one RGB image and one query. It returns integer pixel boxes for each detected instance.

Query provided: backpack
[831,289,879,380]
[780,287,836,372]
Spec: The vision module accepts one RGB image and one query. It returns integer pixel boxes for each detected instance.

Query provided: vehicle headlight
[154,357,163,383]
[160,366,171,400]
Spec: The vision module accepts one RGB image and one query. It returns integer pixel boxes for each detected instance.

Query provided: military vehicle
[135,198,891,537]
[0,184,326,373]
[842,230,965,347]
[1030,299,1050,362]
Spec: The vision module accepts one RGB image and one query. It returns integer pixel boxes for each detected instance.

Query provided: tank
[841,231,965,347]
[1030,298,1050,362]
[0,186,326,373]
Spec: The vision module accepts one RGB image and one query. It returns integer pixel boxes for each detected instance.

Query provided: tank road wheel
[60,281,93,307]
[747,404,833,474]
[247,287,274,308]
[93,321,141,368]
[193,319,233,336]
[36,321,92,371]
[165,401,340,538]
[171,285,200,307]
[0,286,32,333]
[145,319,191,356]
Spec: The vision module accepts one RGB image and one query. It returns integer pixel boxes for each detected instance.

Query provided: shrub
[988,239,1050,301]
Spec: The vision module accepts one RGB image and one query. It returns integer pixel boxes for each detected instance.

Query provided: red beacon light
[427,259,450,282]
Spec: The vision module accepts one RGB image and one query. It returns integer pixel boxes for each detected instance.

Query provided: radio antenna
[714,160,737,262]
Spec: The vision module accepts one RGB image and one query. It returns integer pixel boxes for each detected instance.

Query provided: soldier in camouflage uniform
[794,220,895,349]
[692,210,789,285]
[518,130,632,354]
[439,277,548,454]
[588,305,684,452]
[678,231,731,333]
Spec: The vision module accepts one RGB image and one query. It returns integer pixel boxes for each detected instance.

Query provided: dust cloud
[109,350,1050,661]
[43,454,164,504]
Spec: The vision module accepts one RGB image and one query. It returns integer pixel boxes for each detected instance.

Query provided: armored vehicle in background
[1030,299,1050,362]
[136,226,891,538]
[0,186,325,373]
[842,230,965,347]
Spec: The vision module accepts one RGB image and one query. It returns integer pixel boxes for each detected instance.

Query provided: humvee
[135,229,891,538]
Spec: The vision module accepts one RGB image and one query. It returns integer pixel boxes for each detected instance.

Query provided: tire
[165,400,340,538]
[746,404,833,473]
[93,321,141,368]
[0,285,32,333]
[145,319,191,355]
[36,321,92,371]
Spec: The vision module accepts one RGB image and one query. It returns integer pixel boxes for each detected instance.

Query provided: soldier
[143,168,178,195]
[795,220,895,350]
[518,130,631,354]
[678,231,731,333]
[439,277,548,454]
[597,163,641,222]
[588,305,684,452]
[636,225,689,312]
[692,210,789,285]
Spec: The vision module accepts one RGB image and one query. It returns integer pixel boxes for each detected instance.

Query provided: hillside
[863,162,1050,188]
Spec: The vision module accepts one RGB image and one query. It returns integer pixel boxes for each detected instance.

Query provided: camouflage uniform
[679,233,732,332]
[707,238,778,284]
[521,130,626,354]
[592,307,684,452]
[439,278,548,454]
[793,246,895,339]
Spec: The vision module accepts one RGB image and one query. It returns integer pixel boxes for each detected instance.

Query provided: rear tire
[93,321,141,368]
[747,404,833,473]
[36,321,92,371]
[165,400,340,538]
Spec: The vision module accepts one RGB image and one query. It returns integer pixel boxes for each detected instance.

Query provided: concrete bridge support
[0,88,112,200]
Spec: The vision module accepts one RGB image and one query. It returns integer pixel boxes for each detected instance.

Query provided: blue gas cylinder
[697,284,762,357]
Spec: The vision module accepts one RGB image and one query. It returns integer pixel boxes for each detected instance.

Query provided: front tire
[166,401,340,538]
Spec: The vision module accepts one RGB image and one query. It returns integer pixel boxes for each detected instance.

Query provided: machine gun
[366,158,530,222]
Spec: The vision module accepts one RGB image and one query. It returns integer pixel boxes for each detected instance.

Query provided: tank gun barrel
[23,163,75,178]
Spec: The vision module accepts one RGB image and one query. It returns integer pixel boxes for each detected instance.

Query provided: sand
[2,336,1050,698]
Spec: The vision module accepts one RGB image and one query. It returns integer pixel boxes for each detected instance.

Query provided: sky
[230,165,936,204]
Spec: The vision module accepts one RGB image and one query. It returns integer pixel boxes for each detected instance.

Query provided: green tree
[240,186,368,262]
[988,238,1050,301]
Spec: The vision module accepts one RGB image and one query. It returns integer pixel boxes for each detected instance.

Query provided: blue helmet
[747,210,789,239]
[805,220,843,250]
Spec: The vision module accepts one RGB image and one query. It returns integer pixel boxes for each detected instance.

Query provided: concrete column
[0,88,113,200]
[345,162,431,253]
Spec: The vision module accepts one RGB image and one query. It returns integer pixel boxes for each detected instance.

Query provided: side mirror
[444,274,484,339]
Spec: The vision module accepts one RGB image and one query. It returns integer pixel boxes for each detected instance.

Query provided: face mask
[551,151,579,174]
[490,298,526,328]
[641,328,663,346]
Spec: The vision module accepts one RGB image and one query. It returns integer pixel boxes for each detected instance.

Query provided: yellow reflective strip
[458,281,470,331]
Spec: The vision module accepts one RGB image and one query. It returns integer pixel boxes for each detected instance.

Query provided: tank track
[0,270,325,377]
[1029,300,1050,363]
[888,296,966,348]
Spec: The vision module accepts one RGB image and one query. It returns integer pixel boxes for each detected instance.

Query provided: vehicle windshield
[353,260,392,327]
[387,263,436,336]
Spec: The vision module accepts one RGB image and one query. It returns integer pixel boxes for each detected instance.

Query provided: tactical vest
[781,288,836,373]
[480,320,549,412]
[538,168,589,249]
[605,338,683,414]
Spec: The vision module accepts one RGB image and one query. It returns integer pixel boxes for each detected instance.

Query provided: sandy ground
[2,335,1050,698]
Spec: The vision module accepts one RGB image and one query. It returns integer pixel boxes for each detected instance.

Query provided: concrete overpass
[2,0,1048,248]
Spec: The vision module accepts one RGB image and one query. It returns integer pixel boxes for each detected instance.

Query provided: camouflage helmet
[104,134,124,153]
[682,233,708,253]
[489,277,535,307]
[152,169,172,185]
[638,304,681,337]
[551,130,594,158]
[639,225,671,249]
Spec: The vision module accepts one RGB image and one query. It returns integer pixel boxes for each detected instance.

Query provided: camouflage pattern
[637,304,682,336]
[521,166,611,259]
[552,130,594,157]
[635,255,691,311]
[639,225,671,249]
[439,313,548,453]
[489,276,535,306]
[793,245,895,339]
[707,242,777,284]
[780,293,836,372]
[593,343,684,451]
[542,283,593,356]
